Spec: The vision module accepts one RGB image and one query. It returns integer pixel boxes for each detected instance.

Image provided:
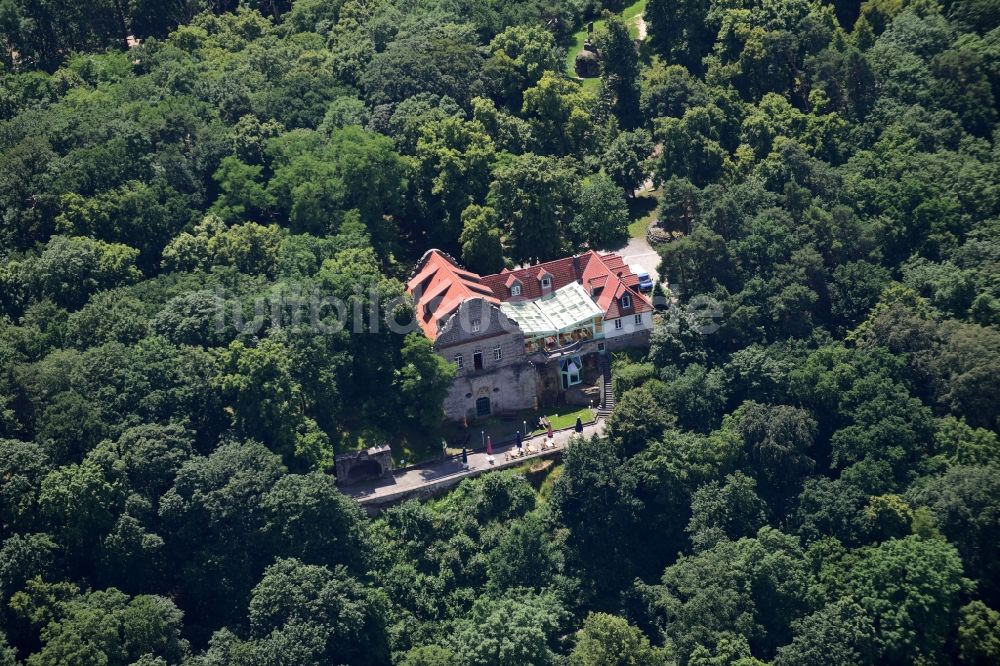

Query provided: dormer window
[541,276,551,288]
[621,293,632,309]
[505,274,523,296]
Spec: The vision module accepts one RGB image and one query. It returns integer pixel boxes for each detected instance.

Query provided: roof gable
[407,250,499,340]
[480,256,581,300]
[581,251,653,319]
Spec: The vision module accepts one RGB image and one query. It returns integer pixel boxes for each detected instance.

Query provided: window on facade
[511,285,521,296]
[621,293,632,309]
[634,313,642,324]
[493,345,502,361]
[473,351,484,370]
[471,318,481,333]
[454,354,463,369]
[614,319,623,330]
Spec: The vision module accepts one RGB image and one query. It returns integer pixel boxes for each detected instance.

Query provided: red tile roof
[407,250,499,340]
[580,252,652,319]
[480,256,580,300]
[489,251,654,318]
[408,249,652,339]
[587,274,608,292]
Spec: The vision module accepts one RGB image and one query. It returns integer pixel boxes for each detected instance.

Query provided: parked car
[633,265,653,292]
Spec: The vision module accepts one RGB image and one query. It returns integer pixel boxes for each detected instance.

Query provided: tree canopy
[0,0,998,664]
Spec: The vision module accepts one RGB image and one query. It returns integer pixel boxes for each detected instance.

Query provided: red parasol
[486,435,493,455]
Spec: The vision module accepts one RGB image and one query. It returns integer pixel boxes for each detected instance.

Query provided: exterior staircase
[596,355,615,418]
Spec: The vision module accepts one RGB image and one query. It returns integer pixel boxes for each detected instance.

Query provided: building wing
[407,249,653,343]
[407,250,499,340]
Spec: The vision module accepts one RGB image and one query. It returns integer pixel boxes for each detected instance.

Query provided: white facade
[604,311,653,338]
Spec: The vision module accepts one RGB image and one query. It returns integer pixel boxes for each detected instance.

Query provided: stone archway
[334,445,392,485]
[347,459,383,483]
[476,396,491,417]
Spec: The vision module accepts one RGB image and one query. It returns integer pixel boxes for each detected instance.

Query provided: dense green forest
[0,0,999,663]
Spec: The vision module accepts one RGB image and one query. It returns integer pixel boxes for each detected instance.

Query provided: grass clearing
[628,214,653,240]
[532,405,595,435]
[563,0,648,85]
[627,191,659,239]
[622,0,649,37]
[612,348,649,367]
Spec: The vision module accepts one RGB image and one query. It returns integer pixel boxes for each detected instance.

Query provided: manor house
[407,249,653,422]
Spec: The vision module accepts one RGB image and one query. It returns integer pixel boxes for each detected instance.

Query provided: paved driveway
[618,233,662,288]
[613,176,663,289]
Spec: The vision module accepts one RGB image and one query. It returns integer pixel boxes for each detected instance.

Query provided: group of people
[460,416,586,468]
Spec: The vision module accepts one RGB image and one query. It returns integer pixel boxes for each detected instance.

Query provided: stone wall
[430,299,649,421]
[604,328,651,351]
[356,447,568,513]
[334,445,393,485]
[534,352,601,407]
[435,298,519,348]
[442,362,538,422]
[435,298,537,421]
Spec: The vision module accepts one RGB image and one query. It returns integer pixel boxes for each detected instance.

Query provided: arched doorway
[347,459,383,483]
[476,396,491,417]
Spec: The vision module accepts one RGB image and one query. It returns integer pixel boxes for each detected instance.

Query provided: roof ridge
[481,253,580,282]
[407,249,498,340]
